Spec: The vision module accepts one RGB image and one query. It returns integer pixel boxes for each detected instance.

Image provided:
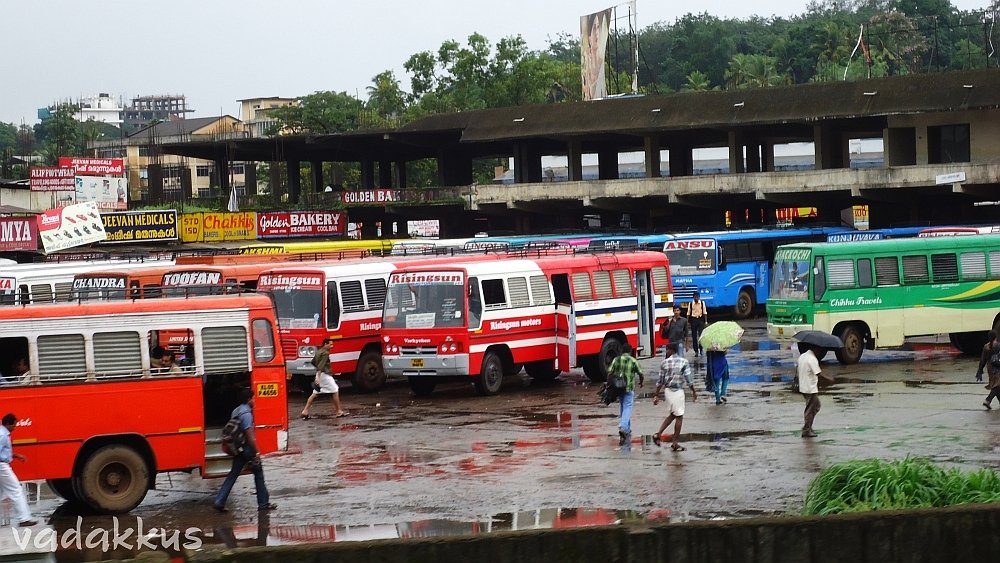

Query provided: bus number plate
[410,359,424,368]
[777,327,784,336]
[256,383,279,398]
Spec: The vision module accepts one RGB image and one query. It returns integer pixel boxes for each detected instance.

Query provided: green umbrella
[698,321,745,351]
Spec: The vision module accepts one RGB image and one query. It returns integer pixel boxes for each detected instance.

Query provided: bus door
[552,274,575,371]
[635,270,654,359]
[757,260,770,304]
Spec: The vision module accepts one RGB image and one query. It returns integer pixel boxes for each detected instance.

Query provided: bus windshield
[771,248,811,300]
[383,271,466,329]
[664,241,717,276]
[269,287,323,329]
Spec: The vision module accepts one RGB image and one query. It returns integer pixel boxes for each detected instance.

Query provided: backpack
[220,414,246,456]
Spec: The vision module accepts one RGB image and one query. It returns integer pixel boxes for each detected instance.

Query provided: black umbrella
[793,330,844,349]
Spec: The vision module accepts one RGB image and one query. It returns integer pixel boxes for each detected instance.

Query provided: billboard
[0,217,38,251]
[58,157,125,176]
[37,201,107,253]
[180,212,258,243]
[257,211,346,238]
[580,8,611,101]
[101,210,178,244]
[29,167,75,192]
[75,175,128,210]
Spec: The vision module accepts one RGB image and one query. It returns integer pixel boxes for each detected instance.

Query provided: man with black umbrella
[797,342,833,438]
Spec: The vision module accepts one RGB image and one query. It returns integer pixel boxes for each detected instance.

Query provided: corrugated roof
[129,116,236,138]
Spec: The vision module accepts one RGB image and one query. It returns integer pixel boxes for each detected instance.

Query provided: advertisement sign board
[257,211,346,238]
[0,218,38,251]
[75,176,128,210]
[36,201,107,253]
[29,167,75,192]
[101,210,178,244]
[58,157,125,176]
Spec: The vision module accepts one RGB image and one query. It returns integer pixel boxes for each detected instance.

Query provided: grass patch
[803,457,1000,515]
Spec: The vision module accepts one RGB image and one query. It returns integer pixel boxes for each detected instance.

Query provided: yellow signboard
[179,212,257,242]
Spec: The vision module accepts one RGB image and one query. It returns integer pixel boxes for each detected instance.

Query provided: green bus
[766,234,1000,364]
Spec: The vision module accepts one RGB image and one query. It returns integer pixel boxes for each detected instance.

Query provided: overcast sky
[0,0,989,125]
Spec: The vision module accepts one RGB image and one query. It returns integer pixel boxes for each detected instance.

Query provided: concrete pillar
[394,160,407,189]
[668,144,694,177]
[597,148,618,180]
[763,142,776,172]
[214,158,230,193]
[378,159,393,188]
[180,167,193,201]
[512,143,542,184]
[243,162,257,196]
[814,125,847,170]
[567,141,584,181]
[147,163,163,203]
[728,131,745,173]
[287,160,301,204]
[269,163,282,201]
[311,160,324,193]
[644,134,662,178]
[361,159,375,189]
[746,143,762,173]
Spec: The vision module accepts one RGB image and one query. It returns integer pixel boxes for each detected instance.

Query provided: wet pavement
[19,319,1000,560]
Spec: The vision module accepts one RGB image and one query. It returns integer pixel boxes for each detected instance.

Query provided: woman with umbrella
[699,321,743,404]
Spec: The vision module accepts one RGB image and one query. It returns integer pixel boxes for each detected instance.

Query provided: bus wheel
[585,338,624,383]
[525,360,560,383]
[46,478,80,503]
[835,326,864,365]
[474,352,504,396]
[950,332,987,355]
[733,289,755,319]
[77,445,150,514]
[408,376,436,397]
[352,350,386,393]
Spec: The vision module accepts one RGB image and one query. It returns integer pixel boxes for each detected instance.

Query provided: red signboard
[0,218,38,251]
[256,211,346,238]
[58,157,125,176]
[29,167,75,192]
[341,189,401,205]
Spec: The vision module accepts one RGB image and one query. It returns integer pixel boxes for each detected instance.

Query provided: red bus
[0,293,287,513]
[381,251,672,395]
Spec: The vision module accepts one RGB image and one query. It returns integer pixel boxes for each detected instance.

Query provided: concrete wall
[183,503,1000,563]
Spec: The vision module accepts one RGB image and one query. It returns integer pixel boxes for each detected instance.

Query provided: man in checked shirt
[652,343,698,451]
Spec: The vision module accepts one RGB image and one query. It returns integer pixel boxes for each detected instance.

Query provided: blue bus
[586,234,673,252]
[663,227,850,318]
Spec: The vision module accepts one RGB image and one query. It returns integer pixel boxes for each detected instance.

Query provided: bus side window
[482,279,508,310]
[858,259,874,288]
[94,331,143,379]
[326,281,341,328]
[252,319,275,362]
[37,334,86,382]
[875,257,901,286]
[202,326,249,374]
[812,257,826,301]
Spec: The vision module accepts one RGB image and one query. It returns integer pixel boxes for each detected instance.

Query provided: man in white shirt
[797,343,832,438]
[0,413,36,526]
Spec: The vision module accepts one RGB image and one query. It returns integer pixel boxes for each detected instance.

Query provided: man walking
[661,306,690,358]
[652,343,698,451]
[0,413,36,526]
[301,337,347,419]
[608,343,643,446]
[688,292,708,357]
[214,388,277,512]
[980,332,1000,409]
[798,343,833,437]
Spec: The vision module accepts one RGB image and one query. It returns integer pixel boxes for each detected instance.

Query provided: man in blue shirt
[0,413,36,526]
[608,343,644,446]
[213,388,277,513]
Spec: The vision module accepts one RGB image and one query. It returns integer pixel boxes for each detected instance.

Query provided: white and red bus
[0,293,287,513]
[380,251,672,396]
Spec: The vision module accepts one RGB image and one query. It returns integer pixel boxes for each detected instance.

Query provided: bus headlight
[298,345,316,358]
[440,343,457,353]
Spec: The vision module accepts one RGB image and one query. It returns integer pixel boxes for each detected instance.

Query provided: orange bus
[0,293,287,513]
[72,262,278,300]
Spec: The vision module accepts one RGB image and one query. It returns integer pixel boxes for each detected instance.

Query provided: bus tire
[474,352,504,396]
[734,289,755,319]
[950,332,987,355]
[584,338,624,383]
[352,350,386,393]
[525,360,560,383]
[835,326,864,365]
[46,478,80,503]
[408,376,436,397]
[77,445,150,514]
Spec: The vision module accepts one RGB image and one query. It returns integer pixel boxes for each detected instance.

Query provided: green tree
[682,70,715,91]
[950,38,985,69]
[268,91,366,134]
[724,53,789,89]
[366,70,409,123]
[36,104,83,164]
